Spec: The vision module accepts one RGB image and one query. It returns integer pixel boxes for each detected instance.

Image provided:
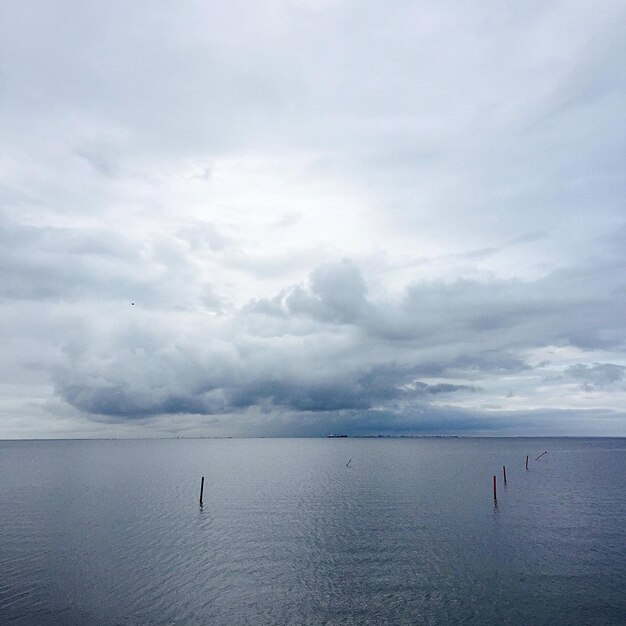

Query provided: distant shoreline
[1,435,625,442]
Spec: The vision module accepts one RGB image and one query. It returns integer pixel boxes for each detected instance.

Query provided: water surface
[0,437,624,625]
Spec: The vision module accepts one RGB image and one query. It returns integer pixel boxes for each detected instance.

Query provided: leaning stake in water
[535,451,548,461]
[503,465,507,484]
[200,476,204,507]
[346,458,352,467]
[493,475,497,501]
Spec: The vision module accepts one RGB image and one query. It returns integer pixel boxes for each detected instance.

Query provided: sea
[0,437,624,625]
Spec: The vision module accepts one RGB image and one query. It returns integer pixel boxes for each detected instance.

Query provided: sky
[1,0,625,438]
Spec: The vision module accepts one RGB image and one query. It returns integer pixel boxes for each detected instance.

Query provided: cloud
[566,363,625,391]
[0,216,224,311]
[285,259,368,323]
[0,1,625,437]
[36,254,624,438]
[414,382,478,395]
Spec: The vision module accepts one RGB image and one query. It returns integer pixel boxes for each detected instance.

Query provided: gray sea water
[0,437,624,625]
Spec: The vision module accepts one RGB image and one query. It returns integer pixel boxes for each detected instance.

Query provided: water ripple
[0,438,624,625]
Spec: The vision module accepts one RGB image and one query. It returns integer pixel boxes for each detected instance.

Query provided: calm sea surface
[0,437,624,625]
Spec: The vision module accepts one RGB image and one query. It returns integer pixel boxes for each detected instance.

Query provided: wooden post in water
[493,475,497,501]
[346,458,352,467]
[199,476,204,507]
[503,465,507,484]
[535,451,548,461]
[525,455,529,470]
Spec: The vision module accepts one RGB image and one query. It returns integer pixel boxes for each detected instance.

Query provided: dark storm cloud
[52,343,421,419]
[414,382,478,395]
[247,405,513,438]
[57,382,220,419]
[239,404,620,438]
[46,254,626,430]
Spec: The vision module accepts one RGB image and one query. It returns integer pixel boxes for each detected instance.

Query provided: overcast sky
[1,0,625,438]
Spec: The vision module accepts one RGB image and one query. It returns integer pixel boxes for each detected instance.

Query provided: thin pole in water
[535,451,548,461]
[525,455,529,470]
[493,475,497,501]
[346,458,352,467]
[200,476,204,507]
[503,465,507,484]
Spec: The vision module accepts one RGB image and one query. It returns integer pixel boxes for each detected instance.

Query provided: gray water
[0,438,624,625]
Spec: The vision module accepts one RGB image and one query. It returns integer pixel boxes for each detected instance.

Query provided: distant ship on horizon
[326,433,348,438]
